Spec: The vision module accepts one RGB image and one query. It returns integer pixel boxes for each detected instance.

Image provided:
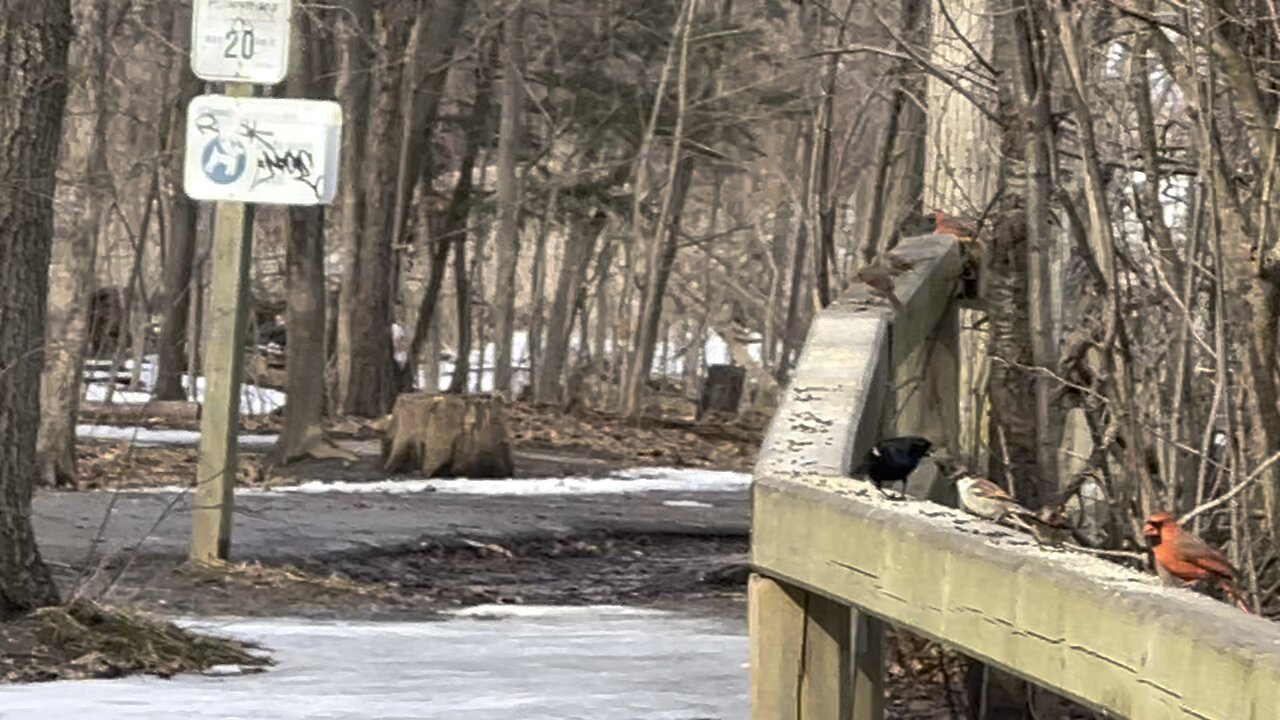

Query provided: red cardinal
[856,265,904,311]
[930,208,976,239]
[1143,512,1253,613]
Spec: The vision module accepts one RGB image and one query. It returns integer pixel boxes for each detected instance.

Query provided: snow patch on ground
[0,611,747,719]
[247,468,751,496]
[76,424,279,450]
[127,468,750,497]
[82,356,285,417]
[662,499,715,509]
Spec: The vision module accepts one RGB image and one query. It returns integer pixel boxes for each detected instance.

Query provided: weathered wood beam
[753,473,1280,720]
[749,574,854,720]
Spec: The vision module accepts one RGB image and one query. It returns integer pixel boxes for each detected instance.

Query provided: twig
[811,44,1002,126]
[1181,450,1280,524]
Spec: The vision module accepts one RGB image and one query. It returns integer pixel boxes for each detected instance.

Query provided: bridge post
[749,574,855,719]
[751,237,962,720]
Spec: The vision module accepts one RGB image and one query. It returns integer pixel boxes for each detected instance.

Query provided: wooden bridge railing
[749,235,1280,720]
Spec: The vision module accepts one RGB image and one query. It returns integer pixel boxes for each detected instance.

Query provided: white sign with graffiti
[183,95,342,206]
[192,0,293,84]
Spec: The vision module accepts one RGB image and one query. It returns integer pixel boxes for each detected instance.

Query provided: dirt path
[35,487,748,566]
[36,484,750,618]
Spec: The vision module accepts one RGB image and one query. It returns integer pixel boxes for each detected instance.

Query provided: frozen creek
[0,605,747,720]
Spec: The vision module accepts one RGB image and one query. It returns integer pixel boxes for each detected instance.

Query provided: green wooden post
[190,82,255,564]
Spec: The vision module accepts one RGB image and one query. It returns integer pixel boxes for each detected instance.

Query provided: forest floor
[12,402,967,718]
[74,400,763,490]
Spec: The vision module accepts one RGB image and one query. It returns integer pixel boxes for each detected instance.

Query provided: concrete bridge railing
[749,235,1280,719]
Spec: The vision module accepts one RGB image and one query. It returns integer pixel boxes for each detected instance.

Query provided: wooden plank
[851,613,885,720]
[801,592,854,719]
[749,573,805,720]
[191,81,256,564]
[750,574,856,720]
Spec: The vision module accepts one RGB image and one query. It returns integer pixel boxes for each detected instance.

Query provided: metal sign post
[185,1,341,564]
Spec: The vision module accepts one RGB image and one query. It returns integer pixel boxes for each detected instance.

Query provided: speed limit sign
[192,0,292,84]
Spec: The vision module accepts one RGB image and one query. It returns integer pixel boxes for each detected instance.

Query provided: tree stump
[381,393,514,477]
[697,364,745,421]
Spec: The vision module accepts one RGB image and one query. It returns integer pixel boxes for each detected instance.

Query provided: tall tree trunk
[621,0,696,419]
[813,0,859,306]
[1053,2,1147,503]
[404,58,487,389]
[1017,1,1059,498]
[332,0,373,412]
[335,3,410,416]
[154,0,202,401]
[0,0,73,619]
[388,0,466,259]
[448,224,473,394]
[536,211,608,404]
[443,43,497,395]
[492,8,525,396]
[470,157,491,390]
[37,0,113,489]
[591,235,614,364]
[778,122,814,381]
[527,190,556,391]
[868,0,929,264]
[387,0,466,375]
[621,156,696,418]
[273,6,332,462]
[987,0,1044,505]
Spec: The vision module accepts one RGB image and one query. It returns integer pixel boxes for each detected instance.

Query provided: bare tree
[492,4,525,396]
[154,1,203,402]
[37,0,116,488]
[272,3,340,463]
[620,0,696,419]
[0,0,73,618]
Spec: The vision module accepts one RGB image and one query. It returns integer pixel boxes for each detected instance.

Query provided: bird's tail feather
[1220,580,1254,614]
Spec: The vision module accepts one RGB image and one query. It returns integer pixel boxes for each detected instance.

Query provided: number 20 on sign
[192,0,293,85]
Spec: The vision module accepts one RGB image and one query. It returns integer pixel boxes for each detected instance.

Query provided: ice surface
[0,608,747,720]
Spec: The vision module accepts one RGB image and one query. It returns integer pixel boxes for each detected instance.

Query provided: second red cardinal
[930,208,976,239]
[1143,512,1252,613]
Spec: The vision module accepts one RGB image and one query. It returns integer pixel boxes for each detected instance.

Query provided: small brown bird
[953,472,1072,545]
[1143,512,1252,613]
[955,473,1034,524]
[856,265,904,311]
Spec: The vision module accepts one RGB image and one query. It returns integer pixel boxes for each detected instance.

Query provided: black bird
[852,436,934,497]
